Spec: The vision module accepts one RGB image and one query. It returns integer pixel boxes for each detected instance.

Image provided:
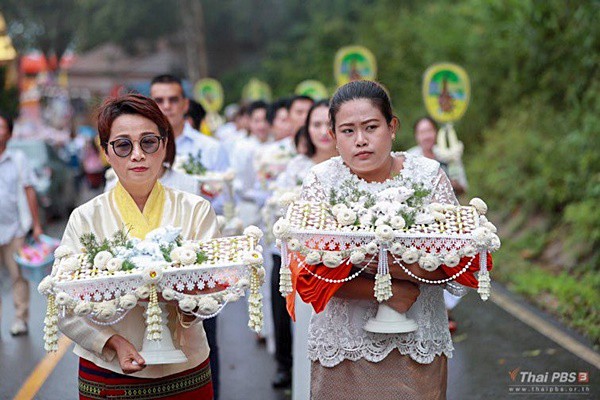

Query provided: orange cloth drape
[440,252,493,288]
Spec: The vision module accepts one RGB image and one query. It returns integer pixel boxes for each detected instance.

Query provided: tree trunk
[179,0,209,82]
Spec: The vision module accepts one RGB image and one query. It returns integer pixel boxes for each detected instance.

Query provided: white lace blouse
[300,152,466,367]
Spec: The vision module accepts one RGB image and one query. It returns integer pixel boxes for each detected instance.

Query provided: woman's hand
[104,335,146,374]
[388,259,449,283]
[385,280,420,313]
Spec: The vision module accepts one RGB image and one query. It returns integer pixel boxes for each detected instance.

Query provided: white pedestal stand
[363,304,418,334]
[139,302,188,365]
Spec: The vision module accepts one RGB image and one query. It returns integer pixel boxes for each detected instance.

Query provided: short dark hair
[248,100,269,117]
[186,99,206,131]
[150,74,185,97]
[0,110,14,135]
[290,95,313,109]
[303,99,330,157]
[267,98,290,125]
[413,116,438,134]
[97,94,175,166]
[329,80,394,132]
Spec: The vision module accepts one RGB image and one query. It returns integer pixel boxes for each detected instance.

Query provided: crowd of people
[0,76,488,400]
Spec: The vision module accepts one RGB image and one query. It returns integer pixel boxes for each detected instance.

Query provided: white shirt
[0,149,34,244]
[175,122,230,172]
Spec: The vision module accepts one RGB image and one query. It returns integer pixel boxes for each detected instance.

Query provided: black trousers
[271,254,293,372]
[203,316,220,399]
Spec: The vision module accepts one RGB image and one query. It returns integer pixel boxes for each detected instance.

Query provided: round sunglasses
[108,135,165,158]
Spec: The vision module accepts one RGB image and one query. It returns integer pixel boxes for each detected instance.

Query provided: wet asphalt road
[0,209,598,399]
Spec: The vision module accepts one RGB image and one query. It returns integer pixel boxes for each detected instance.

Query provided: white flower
[236,278,250,289]
[428,203,445,213]
[402,248,420,264]
[415,213,435,225]
[390,243,404,255]
[74,301,93,316]
[244,250,264,265]
[375,224,395,242]
[432,211,446,223]
[331,203,348,216]
[162,288,176,301]
[60,256,80,273]
[197,297,220,314]
[470,198,488,215]
[96,302,117,321]
[38,276,53,294]
[135,285,151,299]
[484,221,498,234]
[179,249,197,266]
[279,192,299,206]
[143,265,164,283]
[349,250,366,265]
[243,225,264,241]
[444,253,461,268]
[55,292,71,306]
[336,209,357,226]
[119,294,137,310]
[287,239,301,252]
[322,251,343,268]
[489,234,501,252]
[273,218,291,239]
[305,251,321,265]
[106,258,123,272]
[374,217,389,227]
[93,251,113,270]
[364,241,379,255]
[419,254,441,272]
[54,245,74,259]
[256,266,266,281]
[462,245,477,257]
[472,227,491,246]
[359,211,374,226]
[377,187,414,203]
[179,296,197,313]
[390,216,406,230]
[170,247,182,263]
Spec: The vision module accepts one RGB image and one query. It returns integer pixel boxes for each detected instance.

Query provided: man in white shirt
[0,111,43,336]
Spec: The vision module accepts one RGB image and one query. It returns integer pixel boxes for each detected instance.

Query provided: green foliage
[196,251,208,265]
[121,260,136,271]
[181,151,207,176]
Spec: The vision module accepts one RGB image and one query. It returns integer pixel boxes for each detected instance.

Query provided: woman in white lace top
[296,81,467,400]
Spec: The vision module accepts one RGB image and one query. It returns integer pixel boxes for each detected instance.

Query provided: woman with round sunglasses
[56,94,218,399]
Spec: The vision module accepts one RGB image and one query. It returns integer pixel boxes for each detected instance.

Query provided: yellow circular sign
[422,63,470,123]
[295,80,329,100]
[242,78,272,102]
[334,46,377,87]
[193,78,224,113]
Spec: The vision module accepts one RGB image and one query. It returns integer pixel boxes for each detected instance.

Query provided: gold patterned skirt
[310,353,447,400]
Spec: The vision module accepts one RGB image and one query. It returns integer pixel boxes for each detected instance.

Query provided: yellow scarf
[113,181,165,239]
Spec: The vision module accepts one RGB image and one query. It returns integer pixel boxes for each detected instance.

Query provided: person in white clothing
[0,111,44,336]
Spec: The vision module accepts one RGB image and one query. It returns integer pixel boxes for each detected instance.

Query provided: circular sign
[242,78,272,102]
[295,80,329,100]
[334,46,377,87]
[193,78,224,113]
[422,63,470,123]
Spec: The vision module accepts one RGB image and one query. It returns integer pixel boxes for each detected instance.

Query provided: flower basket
[15,234,60,284]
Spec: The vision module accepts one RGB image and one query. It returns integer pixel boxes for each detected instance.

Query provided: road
[0,211,598,399]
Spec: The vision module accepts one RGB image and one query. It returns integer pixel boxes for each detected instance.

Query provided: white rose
[60,256,80,273]
[428,202,445,213]
[472,227,490,246]
[162,288,177,301]
[118,294,138,310]
[170,247,182,263]
[255,266,266,281]
[489,234,501,252]
[375,224,395,242]
[96,303,117,321]
[237,278,250,289]
[74,301,93,316]
[273,218,291,239]
[179,249,197,266]
[93,251,113,270]
[390,242,404,255]
[444,253,461,268]
[469,198,488,215]
[54,245,74,259]
[374,217,388,227]
[287,239,301,252]
[462,245,477,257]
[336,209,357,226]
[244,250,264,265]
[279,192,298,206]
[419,254,441,272]
[55,292,71,306]
[106,258,123,272]
[432,211,447,223]
[359,211,375,227]
[401,248,420,264]
[198,297,220,314]
[415,213,435,225]
[331,203,348,216]
[143,266,164,283]
[135,285,151,299]
[390,216,406,230]
[179,296,197,313]
[38,276,53,294]
[305,251,321,265]
[322,251,343,268]
[484,221,498,234]
[365,242,379,255]
[349,250,366,265]
[243,225,264,241]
